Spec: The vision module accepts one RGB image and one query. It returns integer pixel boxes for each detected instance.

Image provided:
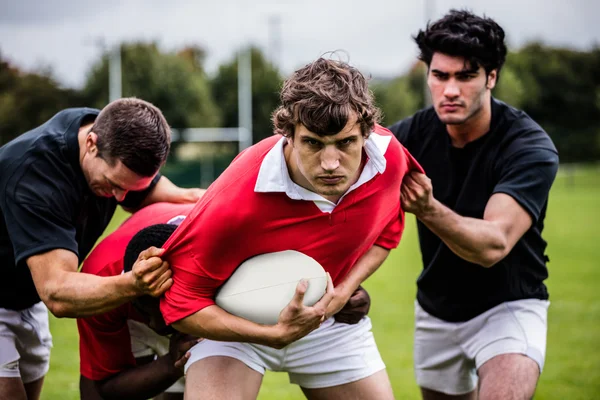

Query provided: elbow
[41,287,74,318]
[477,239,509,268]
[45,300,71,318]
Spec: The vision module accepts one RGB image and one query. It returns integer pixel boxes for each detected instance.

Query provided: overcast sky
[1,0,598,88]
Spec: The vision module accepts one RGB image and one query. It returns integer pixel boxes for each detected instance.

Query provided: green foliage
[0,57,82,146]
[492,63,526,108]
[504,43,600,162]
[81,42,220,129]
[210,47,282,143]
[372,63,426,126]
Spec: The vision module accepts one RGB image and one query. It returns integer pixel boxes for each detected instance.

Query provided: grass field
[41,165,600,399]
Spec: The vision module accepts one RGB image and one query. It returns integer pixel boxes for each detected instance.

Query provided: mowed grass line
[42,165,600,399]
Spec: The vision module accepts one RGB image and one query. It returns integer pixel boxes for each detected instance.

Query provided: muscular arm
[137,176,205,210]
[402,172,532,267]
[80,357,180,400]
[324,245,389,318]
[173,276,334,349]
[421,194,531,267]
[173,306,282,347]
[28,247,170,318]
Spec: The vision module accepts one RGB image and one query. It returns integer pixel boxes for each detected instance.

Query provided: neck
[446,96,492,148]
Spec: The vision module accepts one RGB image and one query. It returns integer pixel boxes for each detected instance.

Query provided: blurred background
[1,0,598,399]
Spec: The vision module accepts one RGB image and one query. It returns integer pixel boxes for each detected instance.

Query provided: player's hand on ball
[401,171,434,217]
[273,272,334,349]
[334,285,371,324]
[131,246,173,297]
[168,333,202,374]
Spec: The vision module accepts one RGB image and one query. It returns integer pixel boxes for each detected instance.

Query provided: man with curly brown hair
[158,57,421,399]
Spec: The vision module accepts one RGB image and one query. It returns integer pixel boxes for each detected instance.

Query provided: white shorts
[414,299,549,395]
[0,302,53,383]
[128,320,185,393]
[185,316,385,389]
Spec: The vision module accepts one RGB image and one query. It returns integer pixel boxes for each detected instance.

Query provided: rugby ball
[215,250,327,325]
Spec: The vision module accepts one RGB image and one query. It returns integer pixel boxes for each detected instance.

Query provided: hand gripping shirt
[77,202,194,380]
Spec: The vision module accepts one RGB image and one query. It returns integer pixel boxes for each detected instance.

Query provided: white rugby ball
[215,250,327,325]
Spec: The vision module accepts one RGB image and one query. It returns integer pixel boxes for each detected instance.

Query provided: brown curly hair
[272,58,381,138]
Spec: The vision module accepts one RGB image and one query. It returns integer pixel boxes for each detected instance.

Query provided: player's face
[428,53,497,126]
[132,297,174,336]
[81,133,155,201]
[287,116,366,203]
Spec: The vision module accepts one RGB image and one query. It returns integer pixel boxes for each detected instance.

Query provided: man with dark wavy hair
[159,57,421,399]
[389,10,559,400]
[0,97,202,400]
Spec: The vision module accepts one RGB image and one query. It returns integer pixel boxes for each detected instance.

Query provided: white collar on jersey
[254,132,392,213]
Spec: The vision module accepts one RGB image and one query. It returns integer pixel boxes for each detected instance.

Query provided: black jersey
[389,98,559,322]
[0,108,159,310]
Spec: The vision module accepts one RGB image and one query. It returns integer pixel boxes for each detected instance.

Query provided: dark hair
[414,9,507,81]
[124,224,177,273]
[272,57,381,138]
[93,98,171,177]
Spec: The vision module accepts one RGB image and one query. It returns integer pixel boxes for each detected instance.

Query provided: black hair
[124,224,177,273]
[414,9,507,81]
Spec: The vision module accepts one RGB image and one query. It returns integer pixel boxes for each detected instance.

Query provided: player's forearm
[138,176,205,209]
[94,357,181,400]
[418,199,508,267]
[42,271,138,318]
[173,305,285,348]
[337,245,390,297]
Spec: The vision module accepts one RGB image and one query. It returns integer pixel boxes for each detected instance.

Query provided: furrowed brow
[431,69,449,76]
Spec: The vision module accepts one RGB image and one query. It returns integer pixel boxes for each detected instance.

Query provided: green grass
[42,165,600,399]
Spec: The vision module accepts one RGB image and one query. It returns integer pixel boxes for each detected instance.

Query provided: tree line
[1,42,599,163]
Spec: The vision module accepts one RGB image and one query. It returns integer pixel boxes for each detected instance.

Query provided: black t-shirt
[389,98,559,322]
[0,108,160,310]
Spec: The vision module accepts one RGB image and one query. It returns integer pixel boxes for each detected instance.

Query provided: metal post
[268,15,282,69]
[201,154,215,188]
[238,47,253,152]
[109,44,122,102]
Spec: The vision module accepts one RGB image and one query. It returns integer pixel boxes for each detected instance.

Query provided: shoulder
[387,106,439,144]
[1,108,98,203]
[492,99,558,162]
[371,125,401,158]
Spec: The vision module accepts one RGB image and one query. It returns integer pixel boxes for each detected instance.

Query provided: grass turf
[41,165,600,399]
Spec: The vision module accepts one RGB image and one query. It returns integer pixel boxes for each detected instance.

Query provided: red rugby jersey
[77,202,195,380]
[161,125,422,324]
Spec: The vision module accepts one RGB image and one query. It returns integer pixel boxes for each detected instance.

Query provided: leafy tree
[0,55,82,146]
[506,43,600,162]
[82,42,220,129]
[210,47,282,143]
[492,63,525,109]
[373,62,426,126]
